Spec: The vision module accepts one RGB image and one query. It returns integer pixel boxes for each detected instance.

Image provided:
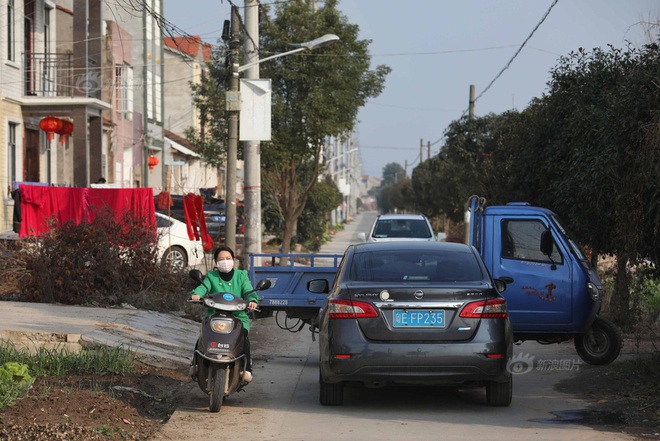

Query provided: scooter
[188,269,271,412]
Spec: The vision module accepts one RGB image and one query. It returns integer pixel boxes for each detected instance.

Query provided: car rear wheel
[162,245,188,271]
[319,373,343,406]
[486,374,512,407]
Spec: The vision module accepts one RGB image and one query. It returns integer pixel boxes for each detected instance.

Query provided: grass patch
[0,341,136,410]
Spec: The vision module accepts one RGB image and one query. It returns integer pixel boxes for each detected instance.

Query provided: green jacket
[191,269,260,332]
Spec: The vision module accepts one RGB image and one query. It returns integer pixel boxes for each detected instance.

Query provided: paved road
[151,211,634,441]
[152,312,634,441]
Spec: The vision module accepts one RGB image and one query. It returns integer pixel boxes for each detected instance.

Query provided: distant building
[324,133,363,223]
[163,36,220,196]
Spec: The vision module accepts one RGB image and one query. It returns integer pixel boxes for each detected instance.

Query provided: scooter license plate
[393,309,445,328]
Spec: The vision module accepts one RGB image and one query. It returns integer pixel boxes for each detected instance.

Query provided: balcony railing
[23,52,75,97]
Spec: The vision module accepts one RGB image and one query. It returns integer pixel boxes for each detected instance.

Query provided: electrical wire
[469,0,559,110]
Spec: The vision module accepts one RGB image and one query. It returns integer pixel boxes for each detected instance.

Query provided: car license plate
[393,310,445,328]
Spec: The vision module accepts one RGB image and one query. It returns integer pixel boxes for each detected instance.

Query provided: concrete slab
[0,301,198,368]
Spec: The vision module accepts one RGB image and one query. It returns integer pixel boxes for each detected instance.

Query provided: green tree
[259,0,390,253]
[296,176,343,251]
[412,43,659,326]
[537,43,660,325]
[381,162,405,188]
[378,179,413,214]
[186,45,232,188]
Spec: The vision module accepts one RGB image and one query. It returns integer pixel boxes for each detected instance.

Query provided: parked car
[309,241,513,407]
[357,213,436,242]
[156,212,205,271]
[155,196,243,241]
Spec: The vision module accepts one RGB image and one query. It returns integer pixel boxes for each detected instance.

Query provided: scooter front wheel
[209,366,227,413]
[574,316,623,365]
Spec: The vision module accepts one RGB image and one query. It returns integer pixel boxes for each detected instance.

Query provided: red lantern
[148,155,159,172]
[39,116,63,142]
[56,119,74,145]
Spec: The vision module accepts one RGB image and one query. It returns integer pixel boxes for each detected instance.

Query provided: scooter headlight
[210,318,234,334]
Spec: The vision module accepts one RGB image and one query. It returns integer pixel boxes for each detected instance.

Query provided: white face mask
[216,259,234,273]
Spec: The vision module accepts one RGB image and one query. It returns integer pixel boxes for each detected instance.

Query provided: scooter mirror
[189,269,204,284]
[255,279,272,290]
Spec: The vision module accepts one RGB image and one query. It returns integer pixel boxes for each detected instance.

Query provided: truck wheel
[319,373,343,406]
[486,374,512,407]
[574,316,623,365]
[209,367,226,412]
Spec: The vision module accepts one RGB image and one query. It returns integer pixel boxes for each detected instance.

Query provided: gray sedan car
[310,241,513,407]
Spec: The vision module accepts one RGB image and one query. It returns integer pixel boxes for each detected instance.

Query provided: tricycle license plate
[393,310,445,328]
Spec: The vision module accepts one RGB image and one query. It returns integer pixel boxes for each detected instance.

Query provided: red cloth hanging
[183,193,213,251]
[156,191,173,210]
[18,185,155,238]
[86,188,156,229]
[19,185,87,237]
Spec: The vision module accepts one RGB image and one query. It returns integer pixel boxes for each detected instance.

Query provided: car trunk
[346,282,494,342]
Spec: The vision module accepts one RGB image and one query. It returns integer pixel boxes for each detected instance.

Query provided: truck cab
[468,196,621,365]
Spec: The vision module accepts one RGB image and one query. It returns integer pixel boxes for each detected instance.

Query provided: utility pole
[420,138,423,163]
[224,6,241,252]
[243,0,261,265]
[427,140,430,161]
[469,84,475,121]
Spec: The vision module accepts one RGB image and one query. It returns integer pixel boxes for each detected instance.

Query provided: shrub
[630,262,660,324]
[13,206,190,310]
[0,362,34,409]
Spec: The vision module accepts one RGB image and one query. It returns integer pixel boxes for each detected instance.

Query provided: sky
[164,0,659,178]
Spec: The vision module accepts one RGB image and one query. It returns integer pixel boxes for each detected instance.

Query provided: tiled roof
[164,129,198,151]
[164,36,213,63]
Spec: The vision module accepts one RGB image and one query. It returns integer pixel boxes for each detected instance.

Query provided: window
[115,65,134,112]
[7,0,15,61]
[154,72,162,122]
[44,7,51,53]
[501,220,562,264]
[350,250,483,283]
[373,219,432,239]
[42,7,54,95]
[147,70,153,119]
[7,123,18,188]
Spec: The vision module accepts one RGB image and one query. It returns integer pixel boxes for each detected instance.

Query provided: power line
[472,0,559,106]
[427,0,560,147]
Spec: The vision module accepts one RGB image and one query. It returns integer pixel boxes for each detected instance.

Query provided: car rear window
[372,219,432,239]
[349,250,483,282]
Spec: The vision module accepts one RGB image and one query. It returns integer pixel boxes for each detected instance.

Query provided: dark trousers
[243,329,252,372]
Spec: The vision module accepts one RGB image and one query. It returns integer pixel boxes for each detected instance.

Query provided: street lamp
[238,34,340,73]
[225,20,339,259]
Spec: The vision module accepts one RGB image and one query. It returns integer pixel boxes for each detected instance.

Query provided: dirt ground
[0,360,189,441]
[0,340,658,441]
[556,337,660,440]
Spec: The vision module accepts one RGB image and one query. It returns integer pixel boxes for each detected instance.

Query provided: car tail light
[459,298,507,319]
[328,298,378,319]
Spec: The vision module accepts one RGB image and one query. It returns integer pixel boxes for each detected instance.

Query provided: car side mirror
[494,279,507,293]
[357,232,366,242]
[307,279,330,294]
[540,229,554,256]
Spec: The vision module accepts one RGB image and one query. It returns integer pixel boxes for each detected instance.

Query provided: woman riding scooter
[190,245,260,381]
